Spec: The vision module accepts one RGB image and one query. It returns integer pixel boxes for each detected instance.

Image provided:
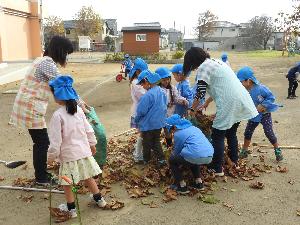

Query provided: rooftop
[122,22,161,32]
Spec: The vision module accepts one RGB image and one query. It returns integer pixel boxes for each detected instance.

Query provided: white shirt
[130,79,146,117]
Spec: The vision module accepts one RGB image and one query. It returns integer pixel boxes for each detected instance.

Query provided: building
[167,28,183,44]
[121,22,161,55]
[0,0,42,62]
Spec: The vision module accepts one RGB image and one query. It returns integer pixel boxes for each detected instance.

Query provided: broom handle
[0,185,64,193]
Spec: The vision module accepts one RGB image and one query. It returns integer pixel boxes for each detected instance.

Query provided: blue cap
[137,69,151,84]
[165,114,192,132]
[146,72,161,84]
[129,58,148,78]
[124,54,129,58]
[49,75,79,100]
[221,53,228,62]
[236,66,259,84]
[155,67,171,79]
[170,64,183,74]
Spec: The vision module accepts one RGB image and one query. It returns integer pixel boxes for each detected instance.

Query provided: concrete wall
[0,0,42,62]
[210,27,239,38]
[123,31,159,55]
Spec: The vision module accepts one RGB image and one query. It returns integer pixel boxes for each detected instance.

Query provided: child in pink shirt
[47,75,106,218]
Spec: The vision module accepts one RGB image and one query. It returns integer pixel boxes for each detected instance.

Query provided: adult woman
[10,36,73,185]
[183,47,258,176]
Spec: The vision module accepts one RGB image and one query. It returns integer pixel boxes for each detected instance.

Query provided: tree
[243,16,274,50]
[195,10,218,41]
[44,16,65,48]
[104,36,115,52]
[275,2,300,55]
[74,6,102,37]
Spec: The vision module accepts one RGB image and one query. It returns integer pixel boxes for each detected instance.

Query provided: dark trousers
[142,129,165,162]
[288,79,298,97]
[125,69,130,78]
[28,128,50,181]
[169,154,200,184]
[211,122,240,170]
[244,113,277,145]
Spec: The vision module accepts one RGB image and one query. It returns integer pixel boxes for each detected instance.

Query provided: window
[136,34,147,41]
[66,29,70,35]
[230,28,236,32]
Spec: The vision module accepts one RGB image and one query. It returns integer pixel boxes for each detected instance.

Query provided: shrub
[172,50,184,59]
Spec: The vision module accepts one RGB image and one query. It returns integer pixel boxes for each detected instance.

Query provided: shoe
[274,148,284,162]
[90,194,107,208]
[191,182,204,190]
[177,185,190,194]
[36,178,58,186]
[207,167,224,177]
[287,96,295,99]
[158,160,167,167]
[58,204,77,218]
[292,95,298,98]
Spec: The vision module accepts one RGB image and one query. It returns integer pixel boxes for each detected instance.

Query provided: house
[121,22,161,55]
[167,28,183,44]
[160,28,169,49]
[0,0,42,62]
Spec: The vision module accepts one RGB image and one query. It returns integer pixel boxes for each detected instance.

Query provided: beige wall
[0,0,42,62]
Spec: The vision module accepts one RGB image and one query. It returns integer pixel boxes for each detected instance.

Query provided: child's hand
[90,146,96,155]
[182,99,189,106]
[257,104,266,113]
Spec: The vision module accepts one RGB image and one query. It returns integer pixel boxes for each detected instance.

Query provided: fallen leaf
[0,176,4,181]
[288,179,295,185]
[141,199,150,205]
[249,181,264,189]
[13,177,35,187]
[241,177,254,181]
[259,155,265,162]
[41,194,49,200]
[276,166,288,173]
[49,207,72,223]
[104,199,125,210]
[230,189,237,192]
[17,194,34,203]
[223,202,234,210]
[222,176,228,183]
[149,202,159,208]
[200,195,220,204]
[297,209,300,216]
[163,189,178,202]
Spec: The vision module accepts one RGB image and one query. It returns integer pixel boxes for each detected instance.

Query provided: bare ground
[0,55,300,225]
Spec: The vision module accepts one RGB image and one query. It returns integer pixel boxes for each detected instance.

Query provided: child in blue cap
[286,62,300,99]
[48,75,106,217]
[237,66,283,161]
[129,58,148,162]
[156,67,188,147]
[123,54,132,79]
[171,64,194,117]
[166,114,214,194]
[221,53,230,67]
[135,70,167,166]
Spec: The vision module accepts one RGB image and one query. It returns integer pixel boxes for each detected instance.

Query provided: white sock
[179,180,186,187]
[195,178,202,184]
[133,137,143,161]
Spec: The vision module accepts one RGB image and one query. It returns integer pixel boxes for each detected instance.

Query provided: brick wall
[123,31,159,55]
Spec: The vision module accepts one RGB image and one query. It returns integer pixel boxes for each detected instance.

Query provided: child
[237,66,283,161]
[221,53,230,67]
[286,62,300,99]
[156,67,188,147]
[129,58,148,162]
[171,64,194,117]
[166,114,214,194]
[135,70,167,165]
[47,76,106,218]
[123,54,132,79]
[155,67,188,117]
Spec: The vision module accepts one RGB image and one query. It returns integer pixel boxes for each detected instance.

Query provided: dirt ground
[1,53,300,225]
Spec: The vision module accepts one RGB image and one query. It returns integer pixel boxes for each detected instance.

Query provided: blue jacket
[135,86,167,131]
[173,126,214,164]
[249,84,280,122]
[175,80,193,116]
[123,58,132,70]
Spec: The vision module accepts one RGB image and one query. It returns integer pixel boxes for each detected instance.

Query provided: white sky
[43,0,295,38]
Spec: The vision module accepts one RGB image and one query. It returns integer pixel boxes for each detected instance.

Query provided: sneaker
[58,204,77,218]
[287,96,295,99]
[177,186,190,194]
[36,178,58,186]
[90,194,107,208]
[191,182,204,190]
[292,95,298,98]
[207,167,224,177]
[274,148,284,162]
[239,149,249,159]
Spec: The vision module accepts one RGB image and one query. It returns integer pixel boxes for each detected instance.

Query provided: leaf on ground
[200,195,220,204]
[128,187,150,198]
[141,199,151,205]
[249,181,264,189]
[104,199,125,210]
[0,176,4,181]
[222,202,234,210]
[259,155,265,162]
[149,202,159,208]
[288,179,295,185]
[100,187,111,196]
[144,177,156,186]
[49,207,72,223]
[276,166,288,173]
[41,194,49,200]
[222,176,228,183]
[17,194,34,203]
[241,177,254,181]
[163,189,178,202]
[297,209,300,216]
[13,177,35,187]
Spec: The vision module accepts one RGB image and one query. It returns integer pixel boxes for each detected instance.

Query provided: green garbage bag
[85,107,107,167]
